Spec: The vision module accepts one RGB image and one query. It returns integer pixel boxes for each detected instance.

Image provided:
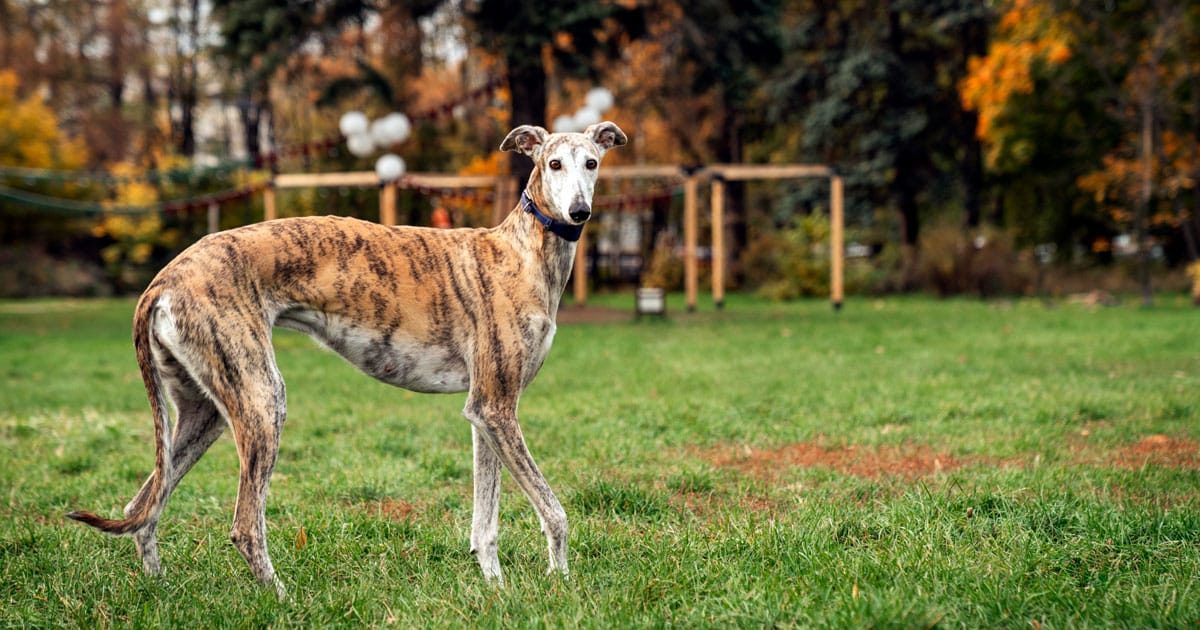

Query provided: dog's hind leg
[470,425,503,583]
[127,373,225,575]
[158,308,287,597]
[219,360,287,598]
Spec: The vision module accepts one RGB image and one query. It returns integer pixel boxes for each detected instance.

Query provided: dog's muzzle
[568,201,592,224]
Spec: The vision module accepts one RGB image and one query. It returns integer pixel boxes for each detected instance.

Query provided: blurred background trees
[1,0,1198,299]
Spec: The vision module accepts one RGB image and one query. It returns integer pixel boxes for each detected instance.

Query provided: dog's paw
[270,577,287,601]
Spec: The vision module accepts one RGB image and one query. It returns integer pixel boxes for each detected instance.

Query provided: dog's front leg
[464,396,569,577]
[470,425,503,583]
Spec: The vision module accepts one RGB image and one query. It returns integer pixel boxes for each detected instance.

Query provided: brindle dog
[68,122,628,596]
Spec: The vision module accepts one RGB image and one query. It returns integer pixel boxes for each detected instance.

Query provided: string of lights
[0,76,508,185]
[0,183,267,216]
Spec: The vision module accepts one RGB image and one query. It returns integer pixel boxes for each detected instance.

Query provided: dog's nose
[568,201,591,223]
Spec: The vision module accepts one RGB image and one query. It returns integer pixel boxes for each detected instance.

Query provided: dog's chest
[522,314,557,386]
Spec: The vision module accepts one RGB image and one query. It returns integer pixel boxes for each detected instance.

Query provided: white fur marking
[542,136,601,224]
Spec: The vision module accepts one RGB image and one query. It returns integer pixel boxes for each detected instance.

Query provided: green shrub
[917,223,1035,297]
[0,246,109,297]
[741,214,831,300]
[641,232,684,289]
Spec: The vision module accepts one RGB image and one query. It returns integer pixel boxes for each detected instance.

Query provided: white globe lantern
[552,114,577,133]
[385,113,411,144]
[371,112,411,147]
[375,154,406,182]
[346,132,375,158]
[585,87,615,113]
[572,106,601,130]
[339,111,369,137]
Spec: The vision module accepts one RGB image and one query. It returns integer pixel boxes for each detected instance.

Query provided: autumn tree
[766,0,991,283]
[962,0,1200,303]
[465,0,646,187]
[958,0,1103,251]
[1063,0,1200,304]
[0,0,161,165]
[0,69,90,243]
[656,0,783,281]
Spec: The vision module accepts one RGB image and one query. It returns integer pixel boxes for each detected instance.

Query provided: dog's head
[500,121,628,225]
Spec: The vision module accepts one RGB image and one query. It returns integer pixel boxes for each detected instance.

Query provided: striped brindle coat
[68,121,628,596]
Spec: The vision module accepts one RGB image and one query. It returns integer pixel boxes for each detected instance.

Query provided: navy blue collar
[521,191,584,242]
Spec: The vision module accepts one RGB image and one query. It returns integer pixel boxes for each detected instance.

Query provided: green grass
[2,294,1198,627]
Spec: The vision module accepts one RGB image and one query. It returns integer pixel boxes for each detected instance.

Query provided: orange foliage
[0,71,88,169]
[459,152,503,177]
[447,153,504,226]
[959,0,1072,141]
[1076,130,1198,229]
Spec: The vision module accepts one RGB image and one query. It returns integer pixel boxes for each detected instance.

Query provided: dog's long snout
[568,200,591,223]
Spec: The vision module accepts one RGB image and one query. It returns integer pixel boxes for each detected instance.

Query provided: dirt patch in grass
[1110,434,1200,470]
[701,442,966,480]
[555,305,633,324]
[362,498,417,521]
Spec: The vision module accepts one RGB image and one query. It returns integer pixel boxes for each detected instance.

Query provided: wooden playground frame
[252,164,845,310]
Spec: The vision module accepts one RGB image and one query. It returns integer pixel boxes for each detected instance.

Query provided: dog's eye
[585,159,597,170]
[549,160,562,170]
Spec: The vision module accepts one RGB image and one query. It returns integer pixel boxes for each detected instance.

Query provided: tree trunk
[1191,69,1200,265]
[717,100,747,285]
[106,0,126,109]
[1136,93,1153,307]
[505,48,546,190]
[960,15,988,229]
[0,0,11,67]
[962,110,984,228]
[139,62,158,162]
[238,87,263,167]
[897,182,921,288]
[178,0,200,157]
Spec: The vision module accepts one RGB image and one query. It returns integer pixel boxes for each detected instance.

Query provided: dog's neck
[495,179,582,313]
[519,191,583,242]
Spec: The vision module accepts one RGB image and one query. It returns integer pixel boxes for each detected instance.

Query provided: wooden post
[573,230,588,306]
[206,202,220,234]
[263,185,277,222]
[379,182,397,225]
[492,177,506,226]
[711,176,726,309]
[493,177,517,226]
[830,175,844,310]
[684,175,699,312]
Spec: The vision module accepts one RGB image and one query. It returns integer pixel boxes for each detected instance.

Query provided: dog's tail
[67,289,172,536]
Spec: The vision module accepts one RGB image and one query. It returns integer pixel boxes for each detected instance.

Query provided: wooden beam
[703,164,832,181]
[831,175,844,310]
[263,186,277,221]
[402,173,499,188]
[683,175,699,312]
[711,177,726,308]
[574,230,588,306]
[379,182,397,226]
[275,171,502,190]
[274,172,379,189]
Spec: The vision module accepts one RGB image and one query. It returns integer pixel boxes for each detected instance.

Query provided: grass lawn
[1,293,1198,627]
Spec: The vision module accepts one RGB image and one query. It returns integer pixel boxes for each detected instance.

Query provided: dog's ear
[500,125,549,157]
[584,121,628,154]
